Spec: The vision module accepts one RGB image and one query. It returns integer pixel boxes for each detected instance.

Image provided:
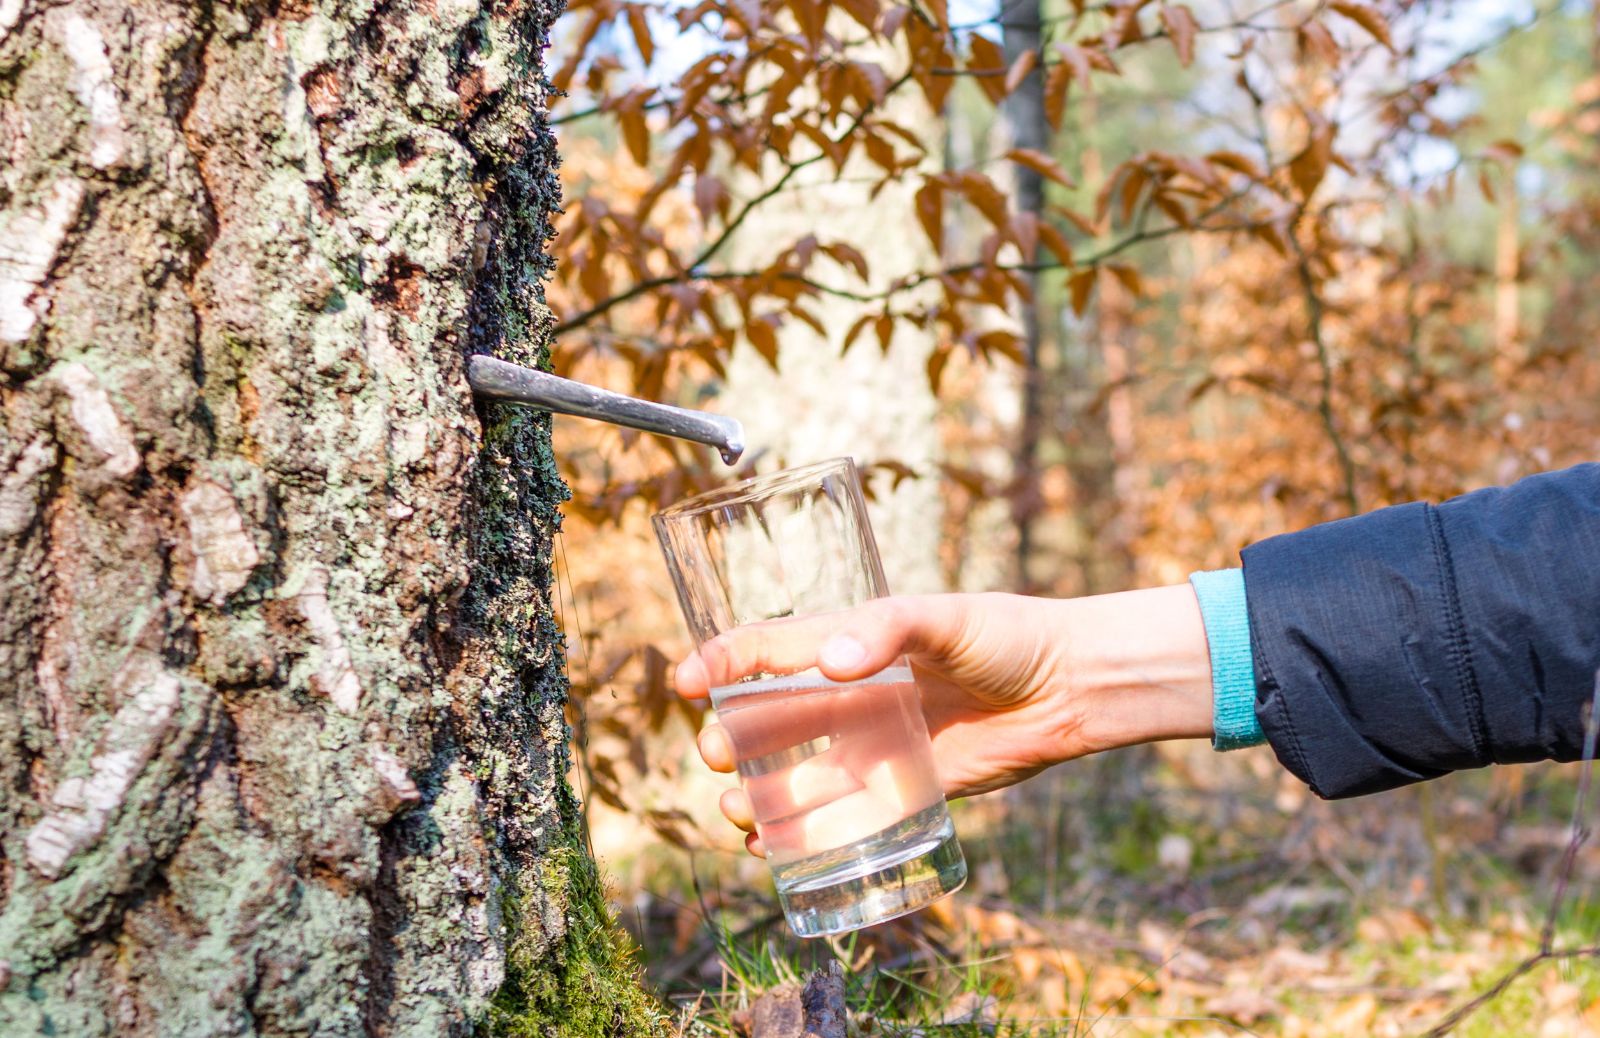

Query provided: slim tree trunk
[1001,0,1047,592]
[0,2,658,1035]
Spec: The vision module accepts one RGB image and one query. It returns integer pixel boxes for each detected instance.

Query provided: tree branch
[552,71,917,335]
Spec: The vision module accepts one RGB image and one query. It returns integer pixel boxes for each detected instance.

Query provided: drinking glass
[653,458,966,936]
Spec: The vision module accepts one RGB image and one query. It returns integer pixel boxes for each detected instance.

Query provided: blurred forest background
[539,0,1599,1033]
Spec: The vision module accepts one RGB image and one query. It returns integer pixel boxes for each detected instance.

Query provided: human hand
[674,586,1214,856]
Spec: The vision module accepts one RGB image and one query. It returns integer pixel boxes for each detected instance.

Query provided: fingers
[674,596,971,694]
[721,784,765,858]
[675,652,711,699]
[719,787,754,830]
[697,723,736,773]
[815,597,955,683]
[693,611,854,689]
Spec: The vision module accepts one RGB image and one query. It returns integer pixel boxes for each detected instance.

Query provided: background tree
[0,1,660,1034]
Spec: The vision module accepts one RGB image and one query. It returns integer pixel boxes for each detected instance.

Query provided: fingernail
[819,635,867,672]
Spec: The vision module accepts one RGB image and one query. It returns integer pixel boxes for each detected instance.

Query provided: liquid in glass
[713,664,963,936]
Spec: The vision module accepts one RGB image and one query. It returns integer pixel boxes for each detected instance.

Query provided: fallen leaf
[1204,988,1282,1025]
[1326,993,1379,1032]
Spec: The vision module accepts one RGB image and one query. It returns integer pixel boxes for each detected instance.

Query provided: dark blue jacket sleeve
[1240,463,1600,798]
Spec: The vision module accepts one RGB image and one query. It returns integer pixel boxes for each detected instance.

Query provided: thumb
[815,596,965,683]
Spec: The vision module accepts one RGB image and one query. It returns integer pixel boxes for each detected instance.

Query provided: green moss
[488,845,669,1038]
[468,299,662,1036]
[468,393,665,1034]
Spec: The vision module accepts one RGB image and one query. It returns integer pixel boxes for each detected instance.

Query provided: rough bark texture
[0,1,661,1035]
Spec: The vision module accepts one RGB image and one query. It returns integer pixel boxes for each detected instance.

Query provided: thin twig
[1417,671,1600,1038]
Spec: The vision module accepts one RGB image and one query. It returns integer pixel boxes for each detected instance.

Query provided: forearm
[1056,583,1216,754]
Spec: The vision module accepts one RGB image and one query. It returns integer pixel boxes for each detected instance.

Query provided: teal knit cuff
[1188,568,1264,751]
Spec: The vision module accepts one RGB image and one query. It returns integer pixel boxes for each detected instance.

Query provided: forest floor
[600,745,1600,1037]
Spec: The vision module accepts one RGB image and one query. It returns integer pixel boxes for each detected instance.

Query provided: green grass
[607,753,1599,1037]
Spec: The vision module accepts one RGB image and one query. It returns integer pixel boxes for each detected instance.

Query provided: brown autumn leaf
[851,59,891,104]
[694,173,725,223]
[626,4,654,66]
[1329,1,1395,52]
[1298,19,1340,65]
[879,3,911,37]
[840,313,873,355]
[1107,262,1142,296]
[1044,62,1072,130]
[835,0,878,31]
[1159,4,1198,68]
[787,304,827,337]
[747,316,780,368]
[977,329,1024,363]
[1069,267,1096,315]
[825,242,870,280]
[644,808,697,849]
[1106,1,1144,48]
[791,0,825,50]
[864,131,896,172]
[876,119,928,153]
[1483,138,1524,162]
[957,170,1011,229]
[914,180,944,249]
[926,346,951,392]
[1044,206,1093,240]
[1005,147,1077,188]
[577,249,611,305]
[1004,49,1038,95]
[1118,163,1149,223]
[969,33,1008,105]
[1203,989,1282,1026]
[1207,149,1265,180]
[1153,191,1190,226]
[1250,218,1290,255]
[1053,43,1096,89]
[914,53,956,112]
[618,100,650,166]
[1038,221,1074,266]
[1289,118,1336,199]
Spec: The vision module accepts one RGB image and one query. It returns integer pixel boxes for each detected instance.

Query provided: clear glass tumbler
[653,458,966,936]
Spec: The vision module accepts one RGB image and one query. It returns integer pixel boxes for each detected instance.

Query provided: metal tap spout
[466,355,746,465]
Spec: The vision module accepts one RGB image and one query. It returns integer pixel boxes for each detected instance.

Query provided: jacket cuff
[1188,568,1264,751]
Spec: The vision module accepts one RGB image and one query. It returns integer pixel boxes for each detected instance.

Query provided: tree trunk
[0,3,659,1035]
[1001,0,1046,593]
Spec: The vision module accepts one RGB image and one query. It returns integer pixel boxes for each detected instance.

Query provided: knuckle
[863,597,910,644]
[869,596,903,622]
[699,635,737,683]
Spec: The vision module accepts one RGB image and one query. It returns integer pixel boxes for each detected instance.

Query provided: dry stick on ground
[1418,670,1600,1038]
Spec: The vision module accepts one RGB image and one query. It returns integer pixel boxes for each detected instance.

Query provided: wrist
[1055,583,1215,754]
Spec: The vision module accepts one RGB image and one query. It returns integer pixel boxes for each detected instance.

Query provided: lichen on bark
[0,0,663,1034]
